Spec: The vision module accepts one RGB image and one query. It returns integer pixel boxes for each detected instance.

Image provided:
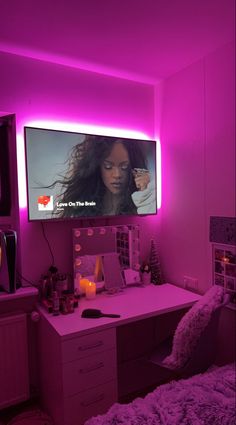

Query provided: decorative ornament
[149,239,162,285]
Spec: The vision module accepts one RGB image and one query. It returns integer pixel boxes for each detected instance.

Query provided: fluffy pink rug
[85,363,236,425]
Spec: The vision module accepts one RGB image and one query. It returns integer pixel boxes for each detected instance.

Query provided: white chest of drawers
[37,285,201,425]
[38,313,117,425]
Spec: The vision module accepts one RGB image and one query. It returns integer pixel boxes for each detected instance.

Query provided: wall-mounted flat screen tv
[24,127,157,221]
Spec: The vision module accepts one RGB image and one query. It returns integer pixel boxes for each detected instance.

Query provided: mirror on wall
[73,225,140,292]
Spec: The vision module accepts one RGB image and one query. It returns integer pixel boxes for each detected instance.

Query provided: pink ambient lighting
[26,120,149,140]
[156,139,162,209]
[16,133,27,209]
[0,42,157,85]
[17,120,162,210]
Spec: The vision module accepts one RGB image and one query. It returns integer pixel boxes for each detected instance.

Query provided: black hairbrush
[81,308,120,319]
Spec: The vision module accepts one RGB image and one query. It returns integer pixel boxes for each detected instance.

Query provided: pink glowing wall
[0,41,234,293]
[156,41,235,364]
[158,41,235,294]
[0,51,157,282]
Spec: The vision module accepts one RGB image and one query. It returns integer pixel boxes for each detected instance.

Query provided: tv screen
[24,127,157,221]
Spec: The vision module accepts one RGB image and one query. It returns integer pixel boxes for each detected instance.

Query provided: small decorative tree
[149,239,162,285]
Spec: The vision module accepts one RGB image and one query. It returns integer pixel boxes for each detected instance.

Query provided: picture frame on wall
[212,243,236,310]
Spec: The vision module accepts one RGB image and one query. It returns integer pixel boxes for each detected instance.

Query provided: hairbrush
[81,309,120,319]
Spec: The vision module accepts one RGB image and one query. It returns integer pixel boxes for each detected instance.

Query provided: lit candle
[85,281,96,300]
[79,278,90,294]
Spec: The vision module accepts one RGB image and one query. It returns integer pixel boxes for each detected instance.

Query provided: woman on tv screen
[25,127,157,220]
[51,135,156,218]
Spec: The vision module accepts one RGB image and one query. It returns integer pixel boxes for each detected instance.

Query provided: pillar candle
[85,281,96,299]
[79,278,90,294]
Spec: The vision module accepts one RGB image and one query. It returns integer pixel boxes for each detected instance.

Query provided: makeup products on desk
[41,290,79,314]
[61,291,76,314]
[40,270,98,315]
[38,270,68,299]
[52,291,60,316]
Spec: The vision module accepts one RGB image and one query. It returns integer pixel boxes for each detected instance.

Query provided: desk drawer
[61,328,116,363]
[64,380,117,425]
[63,348,116,396]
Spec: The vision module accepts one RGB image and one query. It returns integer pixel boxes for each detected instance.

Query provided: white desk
[38,284,201,425]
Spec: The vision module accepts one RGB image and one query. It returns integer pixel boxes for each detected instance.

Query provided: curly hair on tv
[51,135,148,217]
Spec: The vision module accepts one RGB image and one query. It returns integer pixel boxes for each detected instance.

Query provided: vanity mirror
[73,225,140,293]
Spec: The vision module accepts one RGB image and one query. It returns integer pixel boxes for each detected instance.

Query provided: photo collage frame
[212,243,236,309]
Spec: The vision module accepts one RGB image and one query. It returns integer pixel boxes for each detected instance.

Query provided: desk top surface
[0,286,38,302]
[38,283,201,340]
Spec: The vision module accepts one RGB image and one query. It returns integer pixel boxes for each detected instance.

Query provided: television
[24,127,157,221]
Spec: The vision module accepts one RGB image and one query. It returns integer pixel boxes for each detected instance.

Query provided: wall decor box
[210,217,236,246]
[212,243,236,310]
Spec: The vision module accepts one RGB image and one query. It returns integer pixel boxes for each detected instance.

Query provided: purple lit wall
[0,40,235,295]
[155,41,236,364]
[0,51,157,282]
[157,41,235,294]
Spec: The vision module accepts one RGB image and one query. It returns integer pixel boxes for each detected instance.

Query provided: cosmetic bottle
[62,290,75,314]
[52,291,60,316]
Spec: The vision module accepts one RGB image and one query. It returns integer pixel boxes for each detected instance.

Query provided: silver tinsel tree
[149,239,162,285]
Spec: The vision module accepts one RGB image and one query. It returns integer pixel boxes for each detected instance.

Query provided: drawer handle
[80,393,104,407]
[78,340,104,351]
[79,361,104,374]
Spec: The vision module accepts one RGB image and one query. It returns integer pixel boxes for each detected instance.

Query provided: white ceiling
[0,0,235,83]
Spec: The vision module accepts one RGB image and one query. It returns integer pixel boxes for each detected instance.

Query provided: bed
[84,363,236,425]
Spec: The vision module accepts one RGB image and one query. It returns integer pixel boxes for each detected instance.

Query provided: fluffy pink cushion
[163,285,225,369]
